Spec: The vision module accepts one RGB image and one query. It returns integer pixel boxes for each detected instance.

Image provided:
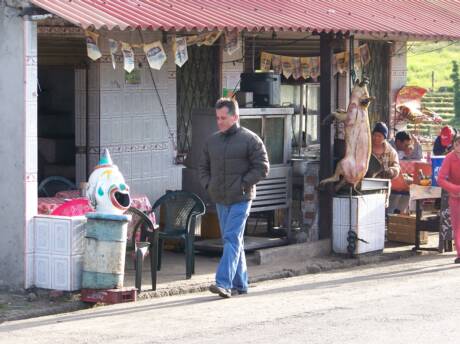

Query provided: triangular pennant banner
[85,30,102,61]
[174,36,188,67]
[144,41,167,70]
[121,42,135,73]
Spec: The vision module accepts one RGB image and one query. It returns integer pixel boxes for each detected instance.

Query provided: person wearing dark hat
[366,122,400,179]
[433,125,458,156]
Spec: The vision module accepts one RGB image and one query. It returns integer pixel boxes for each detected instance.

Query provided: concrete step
[422,102,454,109]
[423,97,454,102]
[423,109,455,115]
[427,92,454,97]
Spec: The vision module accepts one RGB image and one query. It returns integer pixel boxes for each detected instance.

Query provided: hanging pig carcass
[319,79,374,191]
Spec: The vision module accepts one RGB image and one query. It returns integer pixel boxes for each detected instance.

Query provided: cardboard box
[387,214,428,245]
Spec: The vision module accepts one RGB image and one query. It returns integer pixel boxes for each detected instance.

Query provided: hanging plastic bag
[85,30,102,61]
[109,39,118,69]
[121,42,135,73]
[174,36,188,67]
[281,56,293,79]
[144,41,167,70]
[260,52,272,72]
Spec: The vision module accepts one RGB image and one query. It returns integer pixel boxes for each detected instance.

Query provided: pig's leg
[334,178,348,193]
[321,110,347,125]
[352,184,362,195]
[319,163,344,186]
[332,110,348,122]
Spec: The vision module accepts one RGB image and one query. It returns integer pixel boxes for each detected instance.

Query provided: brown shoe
[209,284,231,298]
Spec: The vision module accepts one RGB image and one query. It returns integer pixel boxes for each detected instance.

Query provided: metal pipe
[252,34,256,72]
[349,36,355,95]
[298,84,304,155]
[29,14,53,21]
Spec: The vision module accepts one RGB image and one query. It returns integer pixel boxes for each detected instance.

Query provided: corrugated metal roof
[31,0,460,39]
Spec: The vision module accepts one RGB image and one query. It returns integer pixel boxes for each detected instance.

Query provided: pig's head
[351,78,374,109]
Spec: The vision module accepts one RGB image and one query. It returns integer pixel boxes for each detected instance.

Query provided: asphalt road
[2,254,460,344]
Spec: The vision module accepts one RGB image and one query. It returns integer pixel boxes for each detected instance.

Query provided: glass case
[279,83,320,148]
[239,107,293,166]
[305,84,320,144]
[240,116,285,165]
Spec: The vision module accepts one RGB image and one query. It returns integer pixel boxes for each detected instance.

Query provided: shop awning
[31,0,460,40]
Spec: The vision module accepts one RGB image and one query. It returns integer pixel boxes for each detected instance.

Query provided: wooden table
[409,185,453,252]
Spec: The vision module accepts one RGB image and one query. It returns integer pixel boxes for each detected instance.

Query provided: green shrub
[450,61,460,119]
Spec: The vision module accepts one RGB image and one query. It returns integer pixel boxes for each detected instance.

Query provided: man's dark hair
[215,97,239,116]
[395,131,411,142]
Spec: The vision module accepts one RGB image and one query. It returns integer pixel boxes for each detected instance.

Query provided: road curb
[2,249,423,322]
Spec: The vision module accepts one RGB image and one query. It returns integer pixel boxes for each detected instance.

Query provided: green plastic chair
[38,176,76,197]
[126,207,159,291]
[147,191,206,279]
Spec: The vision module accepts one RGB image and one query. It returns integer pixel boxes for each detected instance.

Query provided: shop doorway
[37,65,76,185]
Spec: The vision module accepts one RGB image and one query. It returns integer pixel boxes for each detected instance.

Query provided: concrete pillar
[318,33,334,240]
[389,41,408,137]
[0,3,37,288]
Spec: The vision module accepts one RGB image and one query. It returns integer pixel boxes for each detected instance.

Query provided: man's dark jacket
[199,123,269,205]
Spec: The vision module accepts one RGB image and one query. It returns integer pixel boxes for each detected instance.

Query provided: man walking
[199,98,269,298]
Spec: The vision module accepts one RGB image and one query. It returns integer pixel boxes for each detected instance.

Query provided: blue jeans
[215,201,252,291]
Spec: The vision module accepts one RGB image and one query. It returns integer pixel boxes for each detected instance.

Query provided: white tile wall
[34,254,51,289]
[80,31,180,204]
[26,136,38,175]
[88,118,100,148]
[87,90,101,120]
[333,224,385,255]
[88,63,101,91]
[51,255,83,291]
[390,41,407,134]
[24,21,38,289]
[55,219,85,256]
[75,153,87,186]
[52,220,70,255]
[35,218,52,254]
[26,101,38,137]
[100,90,124,117]
[332,194,385,227]
[31,216,87,290]
[75,68,86,92]
[332,194,386,255]
[88,153,100,172]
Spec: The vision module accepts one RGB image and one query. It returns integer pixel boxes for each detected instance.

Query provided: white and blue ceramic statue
[86,149,131,214]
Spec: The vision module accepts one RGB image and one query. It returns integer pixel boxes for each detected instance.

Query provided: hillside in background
[406,42,460,135]
[407,41,460,90]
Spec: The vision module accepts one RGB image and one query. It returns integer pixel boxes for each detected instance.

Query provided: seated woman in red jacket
[437,136,460,263]
[433,125,457,156]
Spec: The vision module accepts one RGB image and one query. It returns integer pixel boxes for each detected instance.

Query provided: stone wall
[301,161,320,242]
[0,3,37,288]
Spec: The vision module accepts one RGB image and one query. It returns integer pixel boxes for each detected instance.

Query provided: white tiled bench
[27,215,86,291]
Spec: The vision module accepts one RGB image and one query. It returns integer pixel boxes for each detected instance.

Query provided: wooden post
[319,33,334,240]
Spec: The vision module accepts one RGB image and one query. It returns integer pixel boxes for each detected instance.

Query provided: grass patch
[407,41,460,90]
